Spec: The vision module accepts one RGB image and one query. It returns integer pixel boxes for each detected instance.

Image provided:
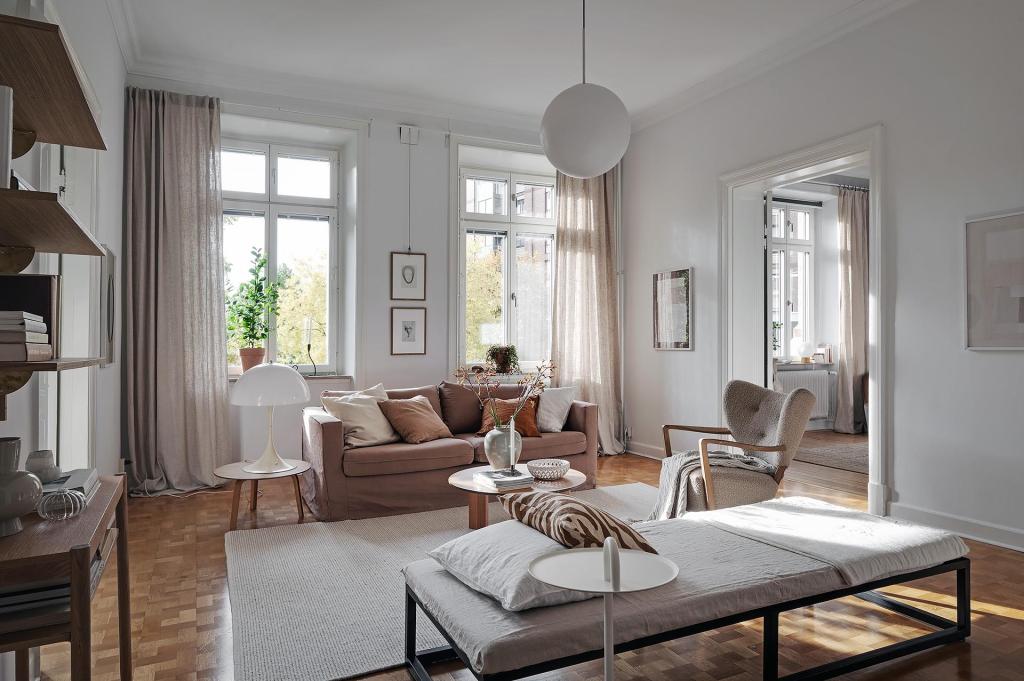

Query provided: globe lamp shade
[540,82,630,179]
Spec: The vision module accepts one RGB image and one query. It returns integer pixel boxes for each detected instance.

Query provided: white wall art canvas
[391,251,426,300]
[966,210,1024,350]
[391,307,426,355]
[653,268,692,350]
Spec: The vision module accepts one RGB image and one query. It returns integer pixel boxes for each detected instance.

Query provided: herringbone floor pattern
[35,451,1024,680]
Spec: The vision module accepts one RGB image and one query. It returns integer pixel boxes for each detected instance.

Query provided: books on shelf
[0,330,48,343]
[0,342,52,361]
[0,309,52,361]
[42,468,99,503]
[473,468,535,491]
[0,311,43,322]
[0,318,47,333]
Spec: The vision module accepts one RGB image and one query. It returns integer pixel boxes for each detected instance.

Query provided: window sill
[228,373,353,383]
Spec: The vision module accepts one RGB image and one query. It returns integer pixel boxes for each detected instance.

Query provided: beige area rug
[794,439,868,474]
[226,482,658,681]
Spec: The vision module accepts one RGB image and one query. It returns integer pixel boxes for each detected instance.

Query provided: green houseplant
[226,248,280,371]
[485,344,520,374]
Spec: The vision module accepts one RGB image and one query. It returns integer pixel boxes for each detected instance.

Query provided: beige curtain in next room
[835,187,869,434]
[123,87,231,493]
[551,167,624,454]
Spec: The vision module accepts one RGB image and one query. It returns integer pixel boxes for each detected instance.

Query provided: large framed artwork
[965,210,1024,350]
[653,268,692,350]
[391,307,427,355]
[391,251,426,300]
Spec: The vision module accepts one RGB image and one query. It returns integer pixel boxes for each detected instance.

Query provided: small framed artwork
[391,307,427,355]
[653,267,693,350]
[391,251,426,300]
[965,210,1024,350]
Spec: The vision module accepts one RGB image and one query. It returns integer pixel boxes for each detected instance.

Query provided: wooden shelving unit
[0,189,103,256]
[0,357,100,372]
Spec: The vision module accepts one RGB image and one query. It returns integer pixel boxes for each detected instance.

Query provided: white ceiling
[111,0,909,130]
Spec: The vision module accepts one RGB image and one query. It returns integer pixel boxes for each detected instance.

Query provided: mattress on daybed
[403,498,968,676]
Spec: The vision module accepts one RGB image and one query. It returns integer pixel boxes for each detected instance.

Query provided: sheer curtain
[551,167,624,454]
[834,187,869,434]
[123,87,231,493]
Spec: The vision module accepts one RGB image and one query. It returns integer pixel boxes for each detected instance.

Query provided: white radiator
[777,369,835,421]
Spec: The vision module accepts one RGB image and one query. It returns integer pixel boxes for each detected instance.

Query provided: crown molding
[630,0,921,132]
[104,0,141,69]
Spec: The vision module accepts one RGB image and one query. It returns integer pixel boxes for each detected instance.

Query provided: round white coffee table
[448,464,587,530]
[214,458,311,531]
[530,539,678,681]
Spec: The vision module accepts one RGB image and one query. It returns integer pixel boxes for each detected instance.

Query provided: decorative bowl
[527,458,570,481]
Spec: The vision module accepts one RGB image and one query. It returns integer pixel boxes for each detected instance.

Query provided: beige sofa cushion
[379,395,453,444]
[320,393,399,448]
[343,438,474,477]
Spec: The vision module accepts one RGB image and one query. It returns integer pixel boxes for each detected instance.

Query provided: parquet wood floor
[34,456,1024,680]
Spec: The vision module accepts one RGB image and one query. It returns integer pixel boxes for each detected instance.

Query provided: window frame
[457,165,556,369]
[222,136,341,376]
[270,143,339,208]
[770,203,816,360]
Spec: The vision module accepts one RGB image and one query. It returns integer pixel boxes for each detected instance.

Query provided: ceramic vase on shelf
[0,437,43,537]
[483,419,522,473]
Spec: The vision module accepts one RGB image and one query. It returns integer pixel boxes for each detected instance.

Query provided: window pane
[276,215,331,366]
[465,177,508,216]
[771,207,785,239]
[788,249,810,355]
[514,183,553,219]
[771,249,784,358]
[465,231,506,362]
[514,234,553,361]
[222,149,266,194]
[277,155,332,199]
[790,208,811,240]
[223,212,266,368]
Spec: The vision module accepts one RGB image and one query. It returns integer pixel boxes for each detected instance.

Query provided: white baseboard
[889,501,1024,553]
[625,441,665,460]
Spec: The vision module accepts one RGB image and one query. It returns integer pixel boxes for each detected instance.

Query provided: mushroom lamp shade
[540,82,630,179]
[231,363,310,473]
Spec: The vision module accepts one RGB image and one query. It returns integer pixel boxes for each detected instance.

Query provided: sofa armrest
[565,400,598,486]
[301,407,347,520]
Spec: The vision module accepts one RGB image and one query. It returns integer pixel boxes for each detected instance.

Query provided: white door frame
[718,125,888,516]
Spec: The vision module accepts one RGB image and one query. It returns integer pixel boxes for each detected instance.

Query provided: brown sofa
[299,382,599,521]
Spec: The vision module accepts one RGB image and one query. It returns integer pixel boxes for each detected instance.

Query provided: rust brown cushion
[500,490,657,554]
[478,397,541,437]
[379,395,454,444]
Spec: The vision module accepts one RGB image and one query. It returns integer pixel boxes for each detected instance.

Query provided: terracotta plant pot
[239,347,266,372]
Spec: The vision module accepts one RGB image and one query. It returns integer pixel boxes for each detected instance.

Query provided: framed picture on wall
[965,210,1024,350]
[391,251,426,300]
[653,267,693,350]
[391,307,427,355]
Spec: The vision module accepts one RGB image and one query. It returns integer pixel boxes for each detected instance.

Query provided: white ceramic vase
[0,437,43,537]
[483,421,522,472]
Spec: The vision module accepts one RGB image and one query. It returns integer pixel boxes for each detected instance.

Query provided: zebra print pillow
[499,490,658,554]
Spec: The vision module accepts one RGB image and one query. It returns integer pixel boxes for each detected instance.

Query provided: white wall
[0,0,126,475]
[622,0,1024,548]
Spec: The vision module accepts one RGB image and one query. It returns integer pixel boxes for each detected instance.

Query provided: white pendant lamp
[541,0,630,179]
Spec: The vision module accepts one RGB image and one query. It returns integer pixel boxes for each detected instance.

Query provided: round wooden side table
[448,465,587,530]
[214,458,311,531]
[530,538,678,681]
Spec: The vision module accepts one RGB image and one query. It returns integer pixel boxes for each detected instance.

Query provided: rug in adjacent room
[226,482,658,681]
[794,435,868,474]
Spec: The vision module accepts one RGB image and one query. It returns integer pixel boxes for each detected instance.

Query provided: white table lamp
[231,363,310,473]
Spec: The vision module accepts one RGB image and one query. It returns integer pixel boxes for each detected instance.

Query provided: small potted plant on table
[227,248,280,372]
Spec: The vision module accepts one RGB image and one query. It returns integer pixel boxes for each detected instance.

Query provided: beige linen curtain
[835,188,869,434]
[551,167,624,454]
[123,87,231,493]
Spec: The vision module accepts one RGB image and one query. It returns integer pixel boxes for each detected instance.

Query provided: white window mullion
[266,205,279,363]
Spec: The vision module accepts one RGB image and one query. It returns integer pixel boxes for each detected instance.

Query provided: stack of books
[0,310,52,361]
[42,468,100,506]
[473,468,535,491]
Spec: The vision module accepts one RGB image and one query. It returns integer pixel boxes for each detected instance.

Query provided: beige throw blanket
[648,451,776,520]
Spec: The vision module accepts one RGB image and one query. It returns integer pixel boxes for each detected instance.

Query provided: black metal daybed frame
[406,556,970,681]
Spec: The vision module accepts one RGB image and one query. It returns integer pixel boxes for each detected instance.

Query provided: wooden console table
[0,474,132,680]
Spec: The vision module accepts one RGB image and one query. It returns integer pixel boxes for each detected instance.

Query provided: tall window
[221,139,339,374]
[459,167,556,367]
[770,203,814,359]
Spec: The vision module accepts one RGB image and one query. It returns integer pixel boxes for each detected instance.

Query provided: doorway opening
[720,127,885,514]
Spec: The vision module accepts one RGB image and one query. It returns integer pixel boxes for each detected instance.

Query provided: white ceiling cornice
[103,0,141,69]
[630,0,921,131]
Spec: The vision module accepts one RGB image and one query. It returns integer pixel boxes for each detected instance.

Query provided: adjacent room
[0,1,1021,680]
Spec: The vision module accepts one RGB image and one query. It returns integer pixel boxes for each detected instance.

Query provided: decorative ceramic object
[25,449,62,483]
[483,422,522,472]
[527,458,570,481]
[37,489,87,521]
[0,437,43,537]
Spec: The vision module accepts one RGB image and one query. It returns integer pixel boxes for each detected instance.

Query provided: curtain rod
[807,180,868,191]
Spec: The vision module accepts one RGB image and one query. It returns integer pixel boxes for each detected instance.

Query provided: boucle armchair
[662,379,815,511]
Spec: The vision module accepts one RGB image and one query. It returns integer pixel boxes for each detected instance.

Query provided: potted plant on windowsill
[485,344,520,375]
[227,248,280,372]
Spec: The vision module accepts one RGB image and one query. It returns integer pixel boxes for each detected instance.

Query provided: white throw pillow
[320,392,399,448]
[536,387,576,433]
[428,520,595,611]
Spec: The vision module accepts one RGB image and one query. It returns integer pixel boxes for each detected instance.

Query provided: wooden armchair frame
[661,424,786,510]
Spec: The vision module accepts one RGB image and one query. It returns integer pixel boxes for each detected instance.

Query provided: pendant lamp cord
[581,0,586,84]
[407,137,413,252]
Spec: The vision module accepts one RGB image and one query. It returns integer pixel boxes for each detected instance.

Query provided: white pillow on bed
[428,520,596,611]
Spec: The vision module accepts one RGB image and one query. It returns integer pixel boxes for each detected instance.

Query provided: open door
[728,183,770,387]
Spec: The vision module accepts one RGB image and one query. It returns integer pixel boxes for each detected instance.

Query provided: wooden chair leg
[229,481,243,531]
[292,475,304,523]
